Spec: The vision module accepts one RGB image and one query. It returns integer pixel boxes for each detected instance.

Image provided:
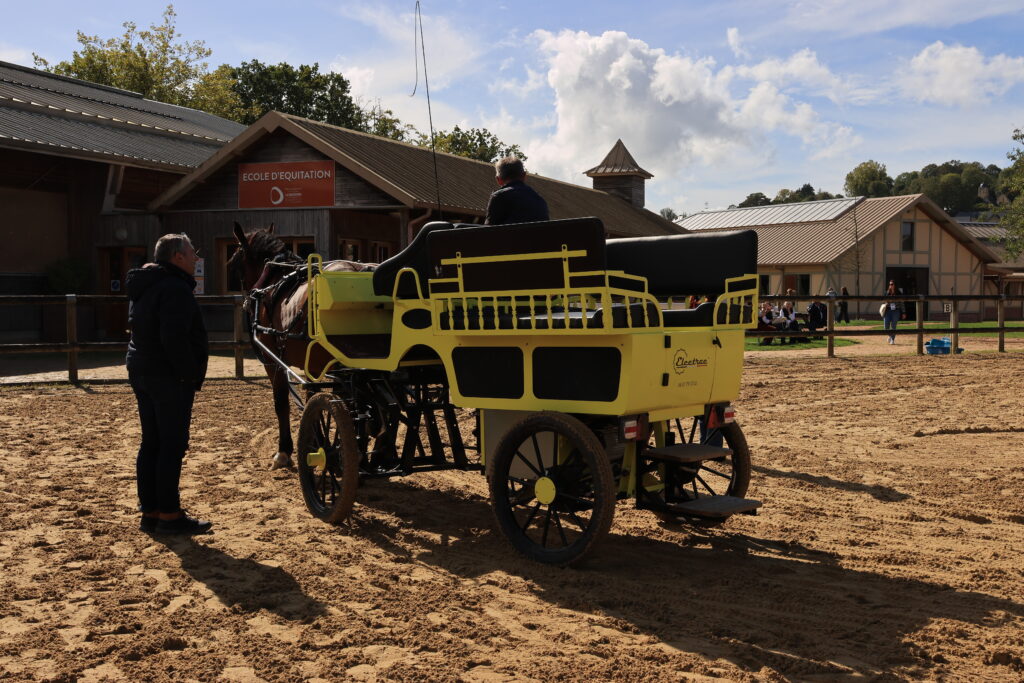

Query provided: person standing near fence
[126,233,211,534]
[838,286,851,324]
[882,280,905,344]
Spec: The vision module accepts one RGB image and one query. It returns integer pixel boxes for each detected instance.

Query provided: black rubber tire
[653,420,751,528]
[489,412,616,566]
[296,392,360,523]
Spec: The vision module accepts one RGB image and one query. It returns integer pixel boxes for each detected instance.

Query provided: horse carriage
[236,217,761,566]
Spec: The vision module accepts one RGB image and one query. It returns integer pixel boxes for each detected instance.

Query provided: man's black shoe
[140,515,159,533]
[154,513,212,535]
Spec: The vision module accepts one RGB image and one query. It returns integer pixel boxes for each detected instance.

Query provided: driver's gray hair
[494,156,525,181]
[154,233,193,262]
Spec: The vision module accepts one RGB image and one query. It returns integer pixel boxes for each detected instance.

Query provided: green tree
[1001,128,1024,259]
[737,192,771,207]
[359,101,418,142]
[32,5,237,113]
[844,160,893,197]
[418,126,526,163]
[659,207,679,221]
[229,60,363,128]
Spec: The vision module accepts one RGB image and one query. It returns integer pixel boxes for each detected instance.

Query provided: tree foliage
[418,126,526,163]
[228,60,363,129]
[1001,128,1024,259]
[659,207,679,221]
[844,160,893,198]
[32,5,241,117]
[737,192,771,208]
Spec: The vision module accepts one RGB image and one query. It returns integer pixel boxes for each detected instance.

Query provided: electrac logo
[673,349,709,374]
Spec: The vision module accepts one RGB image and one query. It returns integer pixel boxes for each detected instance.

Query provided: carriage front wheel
[296,392,360,523]
[489,412,616,566]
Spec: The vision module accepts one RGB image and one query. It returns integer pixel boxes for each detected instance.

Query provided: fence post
[66,294,78,383]
[950,300,959,357]
[826,299,835,358]
[916,299,924,355]
[233,295,244,379]
[997,296,1005,353]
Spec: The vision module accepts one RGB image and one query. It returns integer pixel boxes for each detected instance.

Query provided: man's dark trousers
[130,373,195,513]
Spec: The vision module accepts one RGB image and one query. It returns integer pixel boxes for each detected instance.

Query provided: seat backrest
[428,217,606,293]
[605,230,758,297]
[372,221,454,297]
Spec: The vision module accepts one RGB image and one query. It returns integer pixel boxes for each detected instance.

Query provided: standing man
[126,233,211,534]
[484,156,549,225]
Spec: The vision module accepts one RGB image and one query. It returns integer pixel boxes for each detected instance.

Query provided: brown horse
[229,223,373,469]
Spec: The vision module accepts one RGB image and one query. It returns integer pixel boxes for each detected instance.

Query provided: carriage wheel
[489,412,616,566]
[653,419,751,528]
[296,392,360,523]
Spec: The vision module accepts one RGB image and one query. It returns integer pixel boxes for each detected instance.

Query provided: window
[369,241,392,263]
[759,274,770,295]
[286,237,316,260]
[901,221,915,251]
[338,238,362,262]
[782,274,811,296]
[217,239,243,293]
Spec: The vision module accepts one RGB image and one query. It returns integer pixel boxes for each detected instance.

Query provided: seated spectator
[806,299,827,334]
[776,301,801,344]
[757,302,777,345]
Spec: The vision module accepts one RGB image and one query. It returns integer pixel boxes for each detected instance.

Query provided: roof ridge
[283,112,625,197]
[0,59,145,99]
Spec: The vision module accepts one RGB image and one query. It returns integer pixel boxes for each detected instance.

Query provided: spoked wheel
[489,412,616,566]
[652,418,751,528]
[296,392,360,523]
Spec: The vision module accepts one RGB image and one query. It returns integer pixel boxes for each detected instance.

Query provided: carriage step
[662,495,761,518]
[642,443,732,464]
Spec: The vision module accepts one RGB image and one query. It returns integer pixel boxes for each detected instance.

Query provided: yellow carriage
[296,217,760,565]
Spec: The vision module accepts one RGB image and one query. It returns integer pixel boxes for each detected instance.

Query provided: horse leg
[269,366,295,470]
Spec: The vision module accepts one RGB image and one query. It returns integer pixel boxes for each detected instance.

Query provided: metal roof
[162,113,676,237]
[0,60,243,169]
[685,194,997,265]
[292,117,678,236]
[959,221,1006,241]
[679,196,862,231]
[584,139,653,179]
[0,105,222,169]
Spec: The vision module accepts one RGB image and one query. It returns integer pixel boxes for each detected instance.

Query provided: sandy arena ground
[1,353,1023,681]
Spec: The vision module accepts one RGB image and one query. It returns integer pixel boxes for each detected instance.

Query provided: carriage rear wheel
[489,412,616,566]
[297,392,360,523]
[653,419,751,528]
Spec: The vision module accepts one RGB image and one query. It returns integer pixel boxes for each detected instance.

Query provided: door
[885,266,928,321]
[97,246,147,339]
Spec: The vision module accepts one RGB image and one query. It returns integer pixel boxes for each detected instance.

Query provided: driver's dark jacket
[484,180,549,225]
[125,262,208,388]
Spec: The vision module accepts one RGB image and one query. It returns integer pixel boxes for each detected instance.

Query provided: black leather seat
[372,221,455,298]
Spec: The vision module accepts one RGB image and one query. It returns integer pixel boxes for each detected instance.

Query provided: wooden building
[678,195,1002,320]
[150,112,678,297]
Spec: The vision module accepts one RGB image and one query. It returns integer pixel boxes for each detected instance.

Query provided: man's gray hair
[495,156,525,181]
[154,233,193,262]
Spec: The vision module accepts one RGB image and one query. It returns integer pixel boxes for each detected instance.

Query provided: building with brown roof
[0,59,245,340]
[150,112,678,296]
[678,194,1002,320]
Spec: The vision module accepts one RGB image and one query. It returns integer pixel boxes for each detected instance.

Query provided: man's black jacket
[125,262,209,388]
[484,180,549,225]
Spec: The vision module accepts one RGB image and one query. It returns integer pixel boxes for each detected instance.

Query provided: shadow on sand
[341,478,1022,678]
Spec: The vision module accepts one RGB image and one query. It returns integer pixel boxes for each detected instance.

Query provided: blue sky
[5,1,1024,214]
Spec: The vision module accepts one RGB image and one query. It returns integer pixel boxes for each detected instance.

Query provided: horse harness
[247,256,309,364]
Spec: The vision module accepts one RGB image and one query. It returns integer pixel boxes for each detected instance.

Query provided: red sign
[238,161,335,208]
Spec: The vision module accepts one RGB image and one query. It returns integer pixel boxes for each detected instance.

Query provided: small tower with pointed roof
[584,139,653,209]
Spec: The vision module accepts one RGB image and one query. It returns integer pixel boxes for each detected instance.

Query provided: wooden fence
[2,294,1024,383]
[0,294,247,382]
[757,294,1024,358]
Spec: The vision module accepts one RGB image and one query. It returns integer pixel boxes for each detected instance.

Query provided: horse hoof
[270,453,294,470]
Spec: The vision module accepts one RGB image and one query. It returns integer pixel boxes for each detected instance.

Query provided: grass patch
[745,337,857,351]
[865,321,1024,338]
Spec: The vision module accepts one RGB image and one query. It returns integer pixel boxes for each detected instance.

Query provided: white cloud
[489,66,546,98]
[899,41,1024,107]
[518,30,860,186]
[780,0,1024,36]
[726,27,749,60]
[0,43,32,65]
